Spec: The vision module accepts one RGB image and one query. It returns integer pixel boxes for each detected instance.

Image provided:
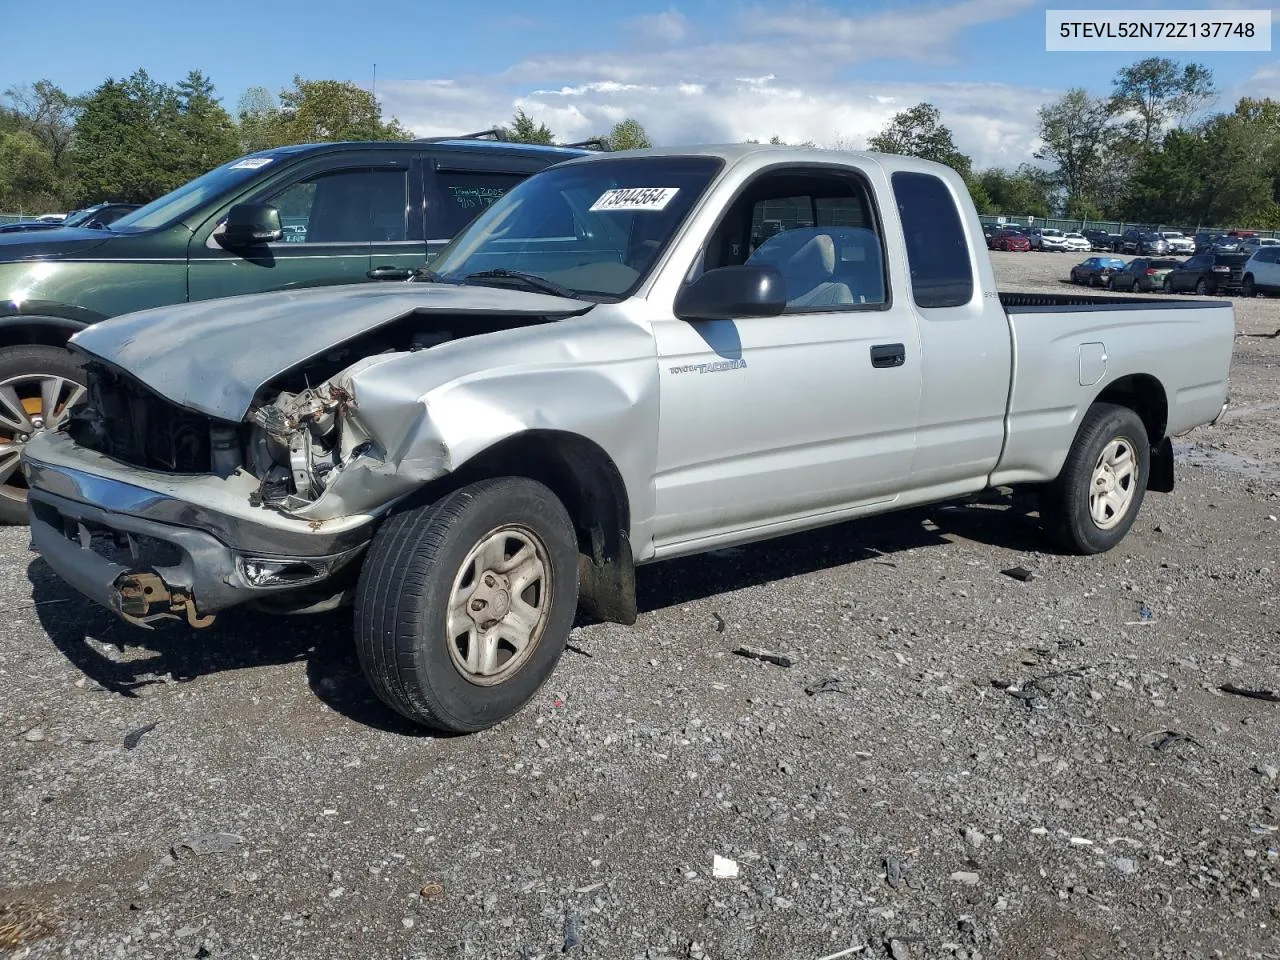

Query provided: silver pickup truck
[21,145,1234,732]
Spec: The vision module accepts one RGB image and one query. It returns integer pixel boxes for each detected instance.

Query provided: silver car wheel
[445,525,552,686]
[1089,437,1138,530]
[0,373,86,500]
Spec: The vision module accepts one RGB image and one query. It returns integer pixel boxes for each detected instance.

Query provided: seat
[747,227,855,307]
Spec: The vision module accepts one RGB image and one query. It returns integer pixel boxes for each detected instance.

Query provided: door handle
[367,266,415,281]
[870,343,906,368]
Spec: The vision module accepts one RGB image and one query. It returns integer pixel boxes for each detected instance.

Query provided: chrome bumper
[22,432,375,626]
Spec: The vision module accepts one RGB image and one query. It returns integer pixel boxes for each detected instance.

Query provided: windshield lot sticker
[230,157,274,170]
[590,187,680,212]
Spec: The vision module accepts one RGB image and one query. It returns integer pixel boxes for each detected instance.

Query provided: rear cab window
[890,171,974,308]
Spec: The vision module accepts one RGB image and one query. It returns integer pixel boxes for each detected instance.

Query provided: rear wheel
[1162,277,1172,293]
[1041,403,1149,555]
[1242,274,1256,298]
[354,477,579,732]
[0,344,86,525]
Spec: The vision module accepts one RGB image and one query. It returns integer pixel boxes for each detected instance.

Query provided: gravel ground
[3,252,1279,960]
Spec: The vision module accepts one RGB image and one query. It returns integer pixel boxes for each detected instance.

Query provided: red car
[989,230,1030,252]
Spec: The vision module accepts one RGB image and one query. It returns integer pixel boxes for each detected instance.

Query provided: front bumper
[23,431,376,627]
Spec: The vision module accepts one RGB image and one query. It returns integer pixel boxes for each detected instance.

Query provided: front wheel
[1041,403,1150,555]
[1242,275,1256,298]
[1195,278,1209,295]
[1162,277,1172,293]
[0,344,87,525]
[354,477,580,732]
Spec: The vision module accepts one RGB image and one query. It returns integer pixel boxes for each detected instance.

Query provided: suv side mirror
[674,263,787,321]
[219,202,283,248]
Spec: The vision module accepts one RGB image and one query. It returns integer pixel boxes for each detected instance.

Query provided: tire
[0,344,86,525]
[354,477,580,732]
[1041,403,1150,555]
[1162,277,1172,293]
[1242,274,1256,298]
[1195,278,1209,295]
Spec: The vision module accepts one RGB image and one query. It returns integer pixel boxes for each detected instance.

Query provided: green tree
[503,109,554,145]
[3,80,79,170]
[174,70,240,175]
[975,165,1055,218]
[1110,57,1215,151]
[237,85,283,152]
[867,102,973,178]
[0,129,63,212]
[70,69,183,204]
[239,77,410,149]
[605,118,652,151]
[1035,89,1112,214]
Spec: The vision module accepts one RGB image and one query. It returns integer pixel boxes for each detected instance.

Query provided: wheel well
[405,430,637,625]
[0,319,83,351]
[1094,374,1168,442]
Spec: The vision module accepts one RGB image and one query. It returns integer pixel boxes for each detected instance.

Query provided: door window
[432,171,527,238]
[267,168,407,244]
[891,171,974,308]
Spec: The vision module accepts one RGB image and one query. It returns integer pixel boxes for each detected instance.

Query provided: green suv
[0,135,594,522]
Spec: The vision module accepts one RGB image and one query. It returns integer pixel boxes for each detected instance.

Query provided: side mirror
[674,263,787,321]
[219,202,283,248]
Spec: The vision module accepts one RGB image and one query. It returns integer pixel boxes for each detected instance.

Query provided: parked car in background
[22,146,1235,732]
[1069,256,1127,285]
[1063,232,1091,252]
[1163,252,1249,294]
[1212,234,1246,254]
[1160,231,1194,254]
[1083,228,1118,251]
[1239,236,1279,257]
[1194,231,1219,254]
[0,203,140,234]
[990,229,1031,251]
[1033,228,1067,251]
[1121,230,1169,255]
[1241,245,1280,297]
[1108,257,1181,293]
[0,133,599,523]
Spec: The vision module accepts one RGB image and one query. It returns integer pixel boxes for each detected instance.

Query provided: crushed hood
[69,282,590,421]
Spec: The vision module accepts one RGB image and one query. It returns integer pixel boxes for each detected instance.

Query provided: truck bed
[1000,291,1230,312]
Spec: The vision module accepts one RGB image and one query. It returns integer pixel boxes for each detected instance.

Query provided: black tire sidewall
[356,478,579,732]
[1047,404,1150,554]
[0,343,85,526]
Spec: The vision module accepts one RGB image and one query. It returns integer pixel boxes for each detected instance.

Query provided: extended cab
[0,135,595,522]
[22,145,1234,732]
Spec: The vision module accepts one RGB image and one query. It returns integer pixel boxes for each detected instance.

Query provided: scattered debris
[171,833,245,858]
[1139,603,1153,621]
[1238,327,1280,338]
[565,643,594,659]
[418,882,445,900]
[123,721,158,751]
[0,899,61,949]
[20,727,46,743]
[562,910,582,952]
[1255,764,1279,782]
[804,676,850,697]
[815,946,867,960]
[949,871,980,886]
[712,855,739,879]
[884,856,921,892]
[1220,683,1280,703]
[732,646,794,668]
[711,612,726,633]
[962,827,986,850]
[1113,857,1139,875]
[1148,730,1201,752]
[1001,566,1036,582]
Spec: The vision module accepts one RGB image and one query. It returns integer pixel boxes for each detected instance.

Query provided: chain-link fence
[977,214,1280,240]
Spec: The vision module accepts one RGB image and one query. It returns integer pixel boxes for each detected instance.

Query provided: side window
[891,171,974,309]
[432,171,527,238]
[268,168,407,244]
[1186,255,1208,269]
[731,171,887,311]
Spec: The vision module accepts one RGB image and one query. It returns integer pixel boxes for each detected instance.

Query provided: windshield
[109,154,281,233]
[429,156,724,299]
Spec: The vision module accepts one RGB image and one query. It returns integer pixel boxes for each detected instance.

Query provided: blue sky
[2,0,1277,168]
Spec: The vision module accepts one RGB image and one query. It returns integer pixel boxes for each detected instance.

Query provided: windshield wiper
[461,268,577,299]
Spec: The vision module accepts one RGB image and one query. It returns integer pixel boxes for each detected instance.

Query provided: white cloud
[378,0,1055,169]
[633,9,690,44]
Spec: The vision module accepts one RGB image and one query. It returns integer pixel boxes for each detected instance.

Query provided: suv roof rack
[559,137,612,152]
[414,128,509,143]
